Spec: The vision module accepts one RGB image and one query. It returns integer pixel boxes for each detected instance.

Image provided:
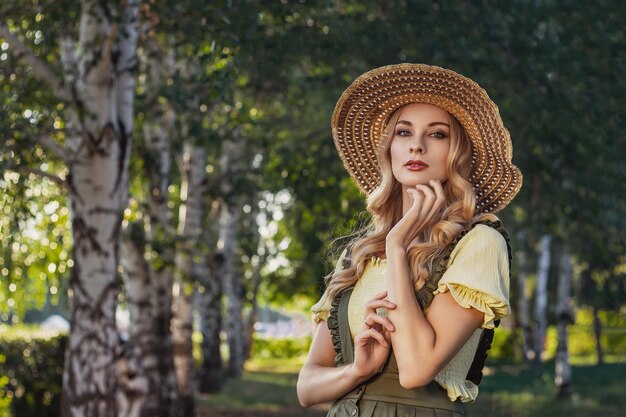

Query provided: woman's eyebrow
[395,120,450,127]
[428,121,450,127]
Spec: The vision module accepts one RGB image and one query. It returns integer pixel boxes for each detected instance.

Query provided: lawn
[196,357,626,417]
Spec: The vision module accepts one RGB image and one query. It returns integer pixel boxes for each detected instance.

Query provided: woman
[297,64,523,416]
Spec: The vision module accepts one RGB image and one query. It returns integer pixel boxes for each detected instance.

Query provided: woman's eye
[396,129,411,137]
[430,131,448,139]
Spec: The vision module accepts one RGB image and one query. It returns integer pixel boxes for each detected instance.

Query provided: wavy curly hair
[325,103,498,300]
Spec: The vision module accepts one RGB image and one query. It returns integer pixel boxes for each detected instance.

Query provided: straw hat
[331,63,522,213]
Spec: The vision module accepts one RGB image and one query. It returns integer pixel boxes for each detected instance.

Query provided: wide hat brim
[331,63,522,214]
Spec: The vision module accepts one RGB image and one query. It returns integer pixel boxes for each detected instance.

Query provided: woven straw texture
[331,63,522,213]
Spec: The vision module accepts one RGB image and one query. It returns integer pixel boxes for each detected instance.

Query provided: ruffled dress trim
[434,283,510,329]
[415,221,477,309]
[434,375,479,403]
[327,290,345,367]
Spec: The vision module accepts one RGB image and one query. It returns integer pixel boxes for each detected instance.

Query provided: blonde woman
[297,64,522,417]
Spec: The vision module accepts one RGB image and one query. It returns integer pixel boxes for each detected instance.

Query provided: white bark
[245,251,266,359]
[171,283,194,417]
[133,36,180,417]
[219,137,246,376]
[58,0,140,416]
[197,253,223,393]
[172,142,206,416]
[555,249,573,397]
[119,234,151,417]
[516,247,534,361]
[533,234,552,363]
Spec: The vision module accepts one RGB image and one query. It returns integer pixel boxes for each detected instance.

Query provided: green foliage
[490,327,520,361]
[544,325,622,359]
[0,325,66,417]
[251,336,312,360]
[0,173,71,322]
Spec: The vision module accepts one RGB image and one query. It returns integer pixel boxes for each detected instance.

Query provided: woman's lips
[404,160,428,171]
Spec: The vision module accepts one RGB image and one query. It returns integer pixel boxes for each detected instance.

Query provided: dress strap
[328,287,354,366]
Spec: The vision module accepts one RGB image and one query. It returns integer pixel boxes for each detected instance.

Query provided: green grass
[197,357,626,417]
[196,358,326,417]
[467,360,626,417]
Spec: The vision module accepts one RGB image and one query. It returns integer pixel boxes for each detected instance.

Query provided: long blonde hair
[325,104,497,299]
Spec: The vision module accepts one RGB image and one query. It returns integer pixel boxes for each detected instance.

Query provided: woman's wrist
[385,241,407,257]
[346,362,374,384]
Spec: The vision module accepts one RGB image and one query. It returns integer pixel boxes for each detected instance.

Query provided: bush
[490,327,519,361]
[0,325,66,417]
[544,308,626,358]
[251,336,312,359]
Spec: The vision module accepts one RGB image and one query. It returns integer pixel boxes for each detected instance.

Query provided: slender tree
[2,1,141,415]
[555,246,574,397]
[533,235,552,363]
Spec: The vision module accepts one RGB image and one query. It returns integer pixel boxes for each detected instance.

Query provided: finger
[365,299,397,311]
[424,180,446,221]
[355,328,388,347]
[414,184,437,222]
[429,179,445,203]
[406,188,424,213]
[403,189,425,238]
[363,312,395,331]
[368,291,389,301]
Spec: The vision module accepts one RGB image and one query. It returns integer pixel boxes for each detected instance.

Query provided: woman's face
[389,103,451,188]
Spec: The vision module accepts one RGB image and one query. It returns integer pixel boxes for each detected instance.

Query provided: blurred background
[0,1,624,417]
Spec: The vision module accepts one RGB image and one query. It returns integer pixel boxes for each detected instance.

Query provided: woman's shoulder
[466,223,506,242]
[446,223,508,267]
[456,223,507,249]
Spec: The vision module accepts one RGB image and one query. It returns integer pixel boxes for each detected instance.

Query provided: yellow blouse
[311,224,511,403]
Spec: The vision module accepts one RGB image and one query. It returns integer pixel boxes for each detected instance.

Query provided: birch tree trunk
[555,249,573,397]
[171,284,194,417]
[198,253,224,393]
[0,1,141,415]
[119,227,151,417]
[139,41,180,417]
[220,202,244,375]
[245,250,266,359]
[516,247,534,362]
[172,142,207,416]
[57,1,140,416]
[120,105,180,417]
[219,137,246,376]
[533,234,552,364]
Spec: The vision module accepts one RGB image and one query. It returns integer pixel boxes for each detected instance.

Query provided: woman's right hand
[350,291,397,379]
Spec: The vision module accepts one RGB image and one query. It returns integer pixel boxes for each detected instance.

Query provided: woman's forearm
[385,244,439,386]
[297,362,368,407]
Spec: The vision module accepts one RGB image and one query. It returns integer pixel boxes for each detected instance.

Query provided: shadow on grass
[467,361,626,417]
[197,359,626,417]
[196,369,327,417]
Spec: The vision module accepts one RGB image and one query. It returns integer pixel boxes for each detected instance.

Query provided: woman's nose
[410,139,425,154]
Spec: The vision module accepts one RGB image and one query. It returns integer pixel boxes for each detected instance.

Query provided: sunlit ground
[197,356,626,417]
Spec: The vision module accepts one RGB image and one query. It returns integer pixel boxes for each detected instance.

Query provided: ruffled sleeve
[311,249,348,323]
[433,224,510,329]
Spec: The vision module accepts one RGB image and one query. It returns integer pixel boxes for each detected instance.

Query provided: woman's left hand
[386,179,446,250]
[351,292,397,379]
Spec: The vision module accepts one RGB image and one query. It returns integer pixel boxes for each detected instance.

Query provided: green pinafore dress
[324,221,511,417]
